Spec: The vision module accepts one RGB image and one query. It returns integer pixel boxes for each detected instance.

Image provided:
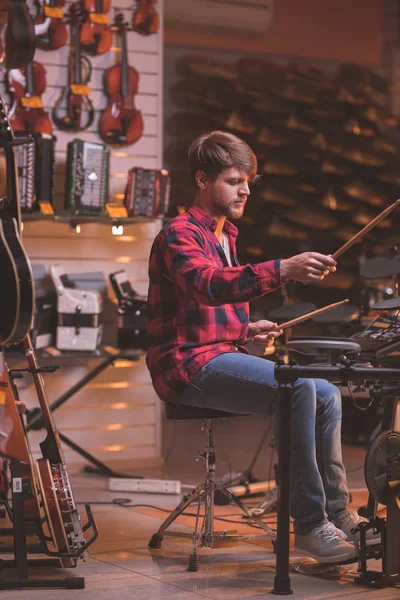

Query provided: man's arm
[159,222,281,306]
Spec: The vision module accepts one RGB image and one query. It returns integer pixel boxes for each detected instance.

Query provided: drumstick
[277,299,349,330]
[247,299,349,342]
[333,199,400,260]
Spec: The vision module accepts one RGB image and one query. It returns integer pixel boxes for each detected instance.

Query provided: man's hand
[247,320,284,346]
[280,252,336,284]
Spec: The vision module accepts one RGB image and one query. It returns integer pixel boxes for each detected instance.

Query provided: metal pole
[272,383,293,595]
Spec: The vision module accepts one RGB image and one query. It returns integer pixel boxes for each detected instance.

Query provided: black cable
[76,499,281,531]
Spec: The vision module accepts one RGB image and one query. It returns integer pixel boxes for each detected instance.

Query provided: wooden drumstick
[333,199,400,260]
[247,299,349,342]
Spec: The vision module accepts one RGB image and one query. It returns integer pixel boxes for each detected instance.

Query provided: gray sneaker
[294,522,358,563]
[333,511,381,546]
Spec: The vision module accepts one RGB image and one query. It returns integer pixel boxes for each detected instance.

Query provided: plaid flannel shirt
[146,205,282,405]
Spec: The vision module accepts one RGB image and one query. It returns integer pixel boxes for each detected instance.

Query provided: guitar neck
[23,335,65,464]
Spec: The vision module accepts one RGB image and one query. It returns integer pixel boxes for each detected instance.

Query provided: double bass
[53,3,94,131]
[8,60,53,134]
[99,12,143,145]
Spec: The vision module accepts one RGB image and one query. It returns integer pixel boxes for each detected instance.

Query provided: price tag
[21,96,43,108]
[89,13,109,24]
[13,478,22,493]
[106,203,128,218]
[44,6,63,18]
[39,201,54,215]
[70,84,90,96]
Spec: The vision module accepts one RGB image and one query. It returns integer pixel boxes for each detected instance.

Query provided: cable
[76,499,282,531]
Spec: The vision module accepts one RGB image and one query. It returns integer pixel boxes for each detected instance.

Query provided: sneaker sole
[293,546,358,564]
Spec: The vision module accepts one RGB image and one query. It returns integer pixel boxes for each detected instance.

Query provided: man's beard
[212,197,245,219]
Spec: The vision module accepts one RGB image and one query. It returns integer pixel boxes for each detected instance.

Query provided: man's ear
[195,171,209,190]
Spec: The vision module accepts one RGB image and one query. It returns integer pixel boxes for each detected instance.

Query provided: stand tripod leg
[216,485,276,541]
[151,484,204,538]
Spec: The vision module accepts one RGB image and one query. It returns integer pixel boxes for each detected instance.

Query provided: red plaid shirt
[146,205,281,405]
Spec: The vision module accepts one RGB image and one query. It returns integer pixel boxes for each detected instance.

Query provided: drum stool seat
[148,402,276,571]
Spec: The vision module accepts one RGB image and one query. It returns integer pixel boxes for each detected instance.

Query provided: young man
[146,131,379,563]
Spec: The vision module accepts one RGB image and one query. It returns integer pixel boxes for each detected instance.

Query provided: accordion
[124,167,170,218]
[16,133,55,212]
[65,139,109,214]
[109,270,148,350]
[15,135,35,211]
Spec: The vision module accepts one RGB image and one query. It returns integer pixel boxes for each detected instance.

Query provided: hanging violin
[132,0,159,36]
[99,12,143,146]
[53,3,94,132]
[8,60,53,134]
[80,0,112,56]
[34,0,68,51]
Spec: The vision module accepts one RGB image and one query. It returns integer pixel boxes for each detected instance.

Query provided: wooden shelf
[22,213,160,225]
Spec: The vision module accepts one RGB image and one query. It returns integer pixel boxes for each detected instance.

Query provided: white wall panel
[4,0,165,469]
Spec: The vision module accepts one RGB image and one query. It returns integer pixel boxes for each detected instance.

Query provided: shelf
[21,213,161,225]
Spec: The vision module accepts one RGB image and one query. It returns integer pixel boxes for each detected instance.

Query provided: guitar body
[0,220,19,344]
[0,219,33,344]
[37,458,76,567]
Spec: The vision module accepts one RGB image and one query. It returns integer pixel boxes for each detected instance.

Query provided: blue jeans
[180,352,349,534]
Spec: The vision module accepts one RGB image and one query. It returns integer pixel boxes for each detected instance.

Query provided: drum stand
[274,361,400,591]
[355,383,400,588]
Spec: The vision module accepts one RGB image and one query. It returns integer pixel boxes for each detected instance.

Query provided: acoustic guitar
[0,96,34,345]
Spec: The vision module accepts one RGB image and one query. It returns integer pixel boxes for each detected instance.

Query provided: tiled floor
[1,415,399,599]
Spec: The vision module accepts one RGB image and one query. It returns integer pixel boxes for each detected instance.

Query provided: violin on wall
[80,0,112,56]
[53,3,94,131]
[8,60,53,134]
[132,0,159,36]
[99,12,143,146]
[34,0,68,50]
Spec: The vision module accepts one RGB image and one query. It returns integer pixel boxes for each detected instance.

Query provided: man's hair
[188,130,258,186]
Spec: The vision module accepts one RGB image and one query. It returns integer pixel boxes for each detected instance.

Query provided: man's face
[208,167,251,219]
